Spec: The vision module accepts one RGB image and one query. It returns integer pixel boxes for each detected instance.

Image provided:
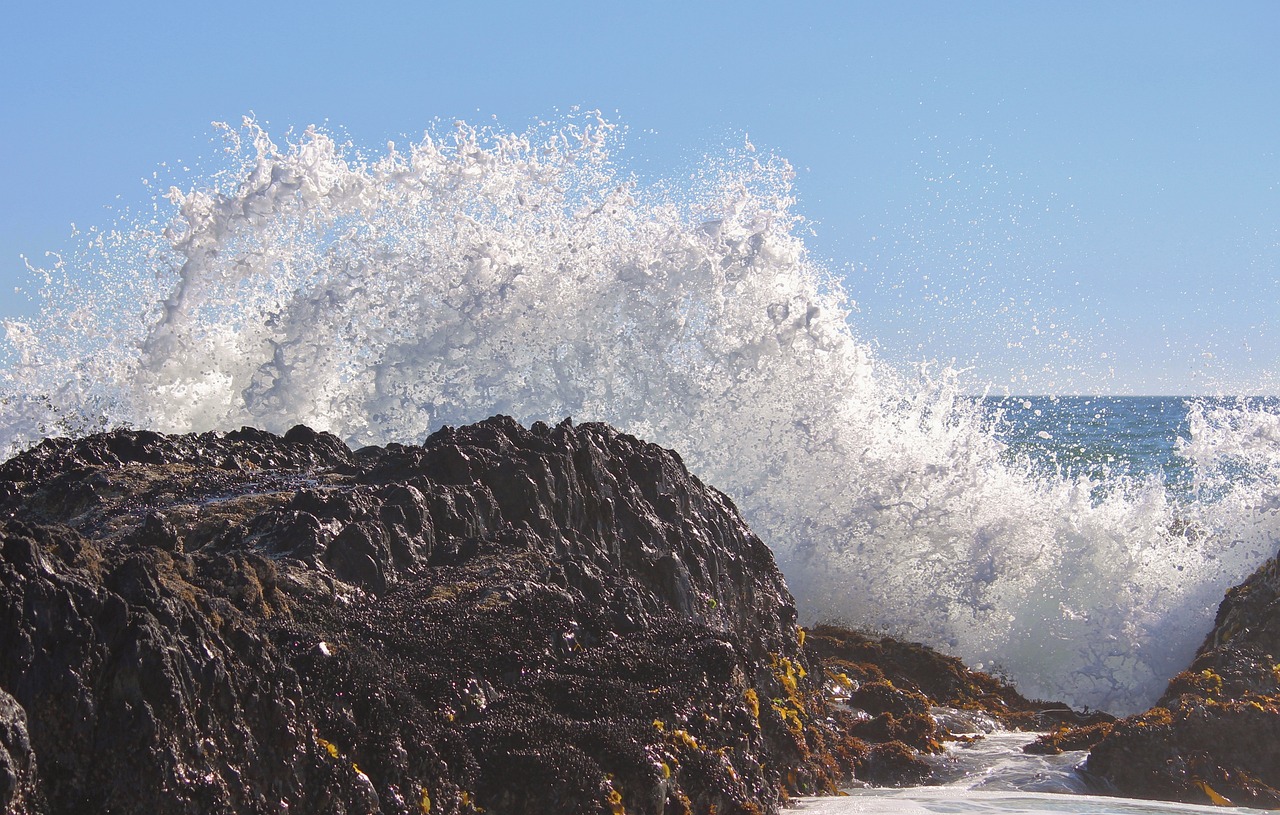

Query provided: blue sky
[2,1,1276,394]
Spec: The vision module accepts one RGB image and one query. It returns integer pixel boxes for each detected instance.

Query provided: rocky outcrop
[1,418,872,815]
[0,417,1090,814]
[1081,550,1280,808]
[806,626,1108,728]
[805,625,1112,785]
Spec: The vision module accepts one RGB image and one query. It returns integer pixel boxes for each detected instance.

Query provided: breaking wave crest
[3,116,1277,713]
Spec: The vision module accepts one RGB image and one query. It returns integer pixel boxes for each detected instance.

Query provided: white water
[794,789,1272,815]
[3,116,1278,714]
[796,722,1269,814]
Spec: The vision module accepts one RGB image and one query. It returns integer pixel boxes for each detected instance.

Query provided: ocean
[1,117,1277,810]
[789,726,1274,814]
[791,717,1279,813]
[796,789,1273,815]
[983,395,1280,499]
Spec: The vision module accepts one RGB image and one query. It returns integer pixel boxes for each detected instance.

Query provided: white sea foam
[2,116,1277,714]
[792,789,1272,815]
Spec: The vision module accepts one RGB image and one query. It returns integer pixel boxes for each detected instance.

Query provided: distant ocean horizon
[982,395,1279,496]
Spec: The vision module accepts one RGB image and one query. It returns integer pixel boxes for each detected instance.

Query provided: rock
[0,417,1099,813]
[0,689,42,814]
[0,417,860,814]
[858,741,932,787]
[804,625,1109,730]
[1022,721,1114,756]
[802,624,1111,783]
[1082,550,1280,808]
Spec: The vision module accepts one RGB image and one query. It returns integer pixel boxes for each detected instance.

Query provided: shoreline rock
[0,418,1094,814]
[1077,549,1280,808]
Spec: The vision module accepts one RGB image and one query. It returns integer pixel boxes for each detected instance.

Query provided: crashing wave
[2,115,1277,713]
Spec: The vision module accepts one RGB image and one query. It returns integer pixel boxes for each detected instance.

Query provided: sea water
[1,116,1277,719]
[794,788,1272,815]
[984,396,1280,498]
[790,719,1272,814]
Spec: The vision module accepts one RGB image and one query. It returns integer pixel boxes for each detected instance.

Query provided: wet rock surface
[803,625,1111,787]
[1081,550,1280,808]
[0,688,40,814]
[0,417,1085,814]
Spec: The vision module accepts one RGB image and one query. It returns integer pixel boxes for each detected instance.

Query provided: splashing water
[2,116,1277,714]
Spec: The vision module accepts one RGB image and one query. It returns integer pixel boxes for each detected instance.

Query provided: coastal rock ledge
[1076,545,1280,808]
[1,417,1090,814]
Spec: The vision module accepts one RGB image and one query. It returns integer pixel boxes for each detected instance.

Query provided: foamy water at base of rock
[797,729,1268,815]
[794,791,1270,815]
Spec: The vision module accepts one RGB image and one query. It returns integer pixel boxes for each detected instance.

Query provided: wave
[2,115,1277,714]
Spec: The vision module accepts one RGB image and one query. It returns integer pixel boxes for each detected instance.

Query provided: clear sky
[2,1,1277,394]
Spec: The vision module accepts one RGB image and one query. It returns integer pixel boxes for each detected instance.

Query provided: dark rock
[0,688,42,814]
[857,741,932,787]
[803,625,1109,735]
[0,417,1101,813]
[0,418,859,814]
[1083,549,1280,807]
[1022,721,1114,755]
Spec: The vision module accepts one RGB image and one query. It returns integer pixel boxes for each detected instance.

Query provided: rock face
[0,418,869,815]
[1082,550,1280,808]
[0,417,1083,814]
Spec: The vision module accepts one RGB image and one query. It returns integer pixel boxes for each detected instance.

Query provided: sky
[1,1,1277,395]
